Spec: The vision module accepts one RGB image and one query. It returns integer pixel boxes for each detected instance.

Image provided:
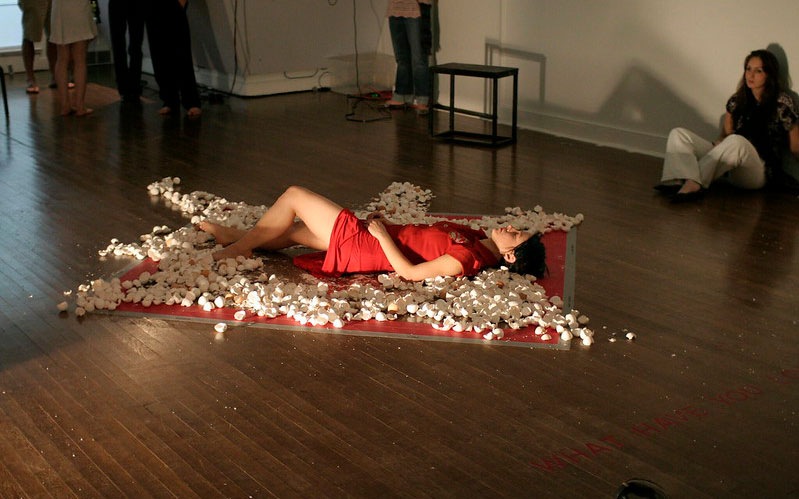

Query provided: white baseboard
[142,57,328,97]
[194,66,328,96]
[515,109,667,158]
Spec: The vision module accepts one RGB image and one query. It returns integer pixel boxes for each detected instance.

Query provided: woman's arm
[365,211,394,225]
[714,112,734,145]
[367,220,463,281]
[789,123,799,160]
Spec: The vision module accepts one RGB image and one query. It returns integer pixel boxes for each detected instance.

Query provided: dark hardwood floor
[1,67,798,498]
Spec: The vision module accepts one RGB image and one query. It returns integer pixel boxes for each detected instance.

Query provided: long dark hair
[506,232,547,278]
[732,50,783,113]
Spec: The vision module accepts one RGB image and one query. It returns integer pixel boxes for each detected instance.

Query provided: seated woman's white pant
[660,127,766,189]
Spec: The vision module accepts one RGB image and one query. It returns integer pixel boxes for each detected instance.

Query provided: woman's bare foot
[196,221,245,246]
[74,107,94,117]
[158,106,173,115]
[677,179,702,194]
[186,107,202,117]
[212,243,253,262]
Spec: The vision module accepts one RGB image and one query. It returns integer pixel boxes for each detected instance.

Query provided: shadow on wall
[766,43,799,178]
[596,63,718,139]
[480,41,797,155]
[188,0,231,75]
[485,39,545,104]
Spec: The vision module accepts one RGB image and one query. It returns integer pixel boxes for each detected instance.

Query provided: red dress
[295,210,498,277]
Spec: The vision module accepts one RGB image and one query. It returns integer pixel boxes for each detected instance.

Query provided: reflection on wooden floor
[0,69,798,497]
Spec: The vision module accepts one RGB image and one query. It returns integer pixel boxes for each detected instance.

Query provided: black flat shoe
[653,183,681,195]
[670,189,705,203]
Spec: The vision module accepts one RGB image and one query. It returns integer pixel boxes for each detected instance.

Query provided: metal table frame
[429,62,518,146]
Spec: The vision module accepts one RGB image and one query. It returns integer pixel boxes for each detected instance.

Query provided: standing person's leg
[108,0,130,98]
[145,1,178,113]
[19,0,45,92]
[54,43,72,114]
[22,39,38,92]
[126,0,146,100]
[207,186,344,260]
[44,0,56,86]
[404,16,429,107]
[173,0,200,115]
[698,134,765,189]
[660,127,713,185]
[388,16,413,105]
[71,40,92,115]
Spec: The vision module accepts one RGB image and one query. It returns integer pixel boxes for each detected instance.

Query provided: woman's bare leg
[196,222,246,246]
[54,44,72,115]
[199,220,328,252]
[71,41,92,116]
[210,186,343,260]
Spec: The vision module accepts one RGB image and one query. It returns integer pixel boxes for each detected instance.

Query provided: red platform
[109,224,575,349]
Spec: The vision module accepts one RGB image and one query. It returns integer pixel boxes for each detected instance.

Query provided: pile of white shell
[63,177,594,345]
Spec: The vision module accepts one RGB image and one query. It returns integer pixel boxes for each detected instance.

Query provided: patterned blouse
[387,0,432,18]
[726,91,799,181]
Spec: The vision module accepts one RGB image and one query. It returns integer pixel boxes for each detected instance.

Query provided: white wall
[184,0,390,96]
[427,0,799,155]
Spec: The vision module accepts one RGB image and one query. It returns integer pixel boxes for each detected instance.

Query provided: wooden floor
[1,67,798,498]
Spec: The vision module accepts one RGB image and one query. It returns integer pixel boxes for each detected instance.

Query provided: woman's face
[745,56,767,93]
[491,226,532,257]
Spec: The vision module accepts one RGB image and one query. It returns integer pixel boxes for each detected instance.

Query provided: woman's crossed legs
[199,186,344,260]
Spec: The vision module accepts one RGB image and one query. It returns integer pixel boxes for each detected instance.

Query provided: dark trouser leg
[109,0,129,96]
[145,1,178,109]
[126,0,145,98]
[389,16,412,102]
[173,1,200,110]
[405,17,429,102]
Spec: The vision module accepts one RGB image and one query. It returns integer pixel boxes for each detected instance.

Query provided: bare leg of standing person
[71,40,92,116]
[22,39,40,92]
[54,43,72,115]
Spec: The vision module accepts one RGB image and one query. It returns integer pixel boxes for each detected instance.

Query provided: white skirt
[49,0,97,45]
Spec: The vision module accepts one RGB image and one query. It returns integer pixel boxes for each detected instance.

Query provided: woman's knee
[282,185,310,200]
[667,127,690,142]
[719,134,749,148]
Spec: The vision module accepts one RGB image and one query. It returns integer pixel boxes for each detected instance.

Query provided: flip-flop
[26,84,40,94]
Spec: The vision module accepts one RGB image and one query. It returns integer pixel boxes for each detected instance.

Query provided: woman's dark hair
[506,232,547,278]
[733,49,783,110]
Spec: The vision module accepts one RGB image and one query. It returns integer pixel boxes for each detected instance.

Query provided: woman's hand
[366,220,463,280]
[367,219,390,240]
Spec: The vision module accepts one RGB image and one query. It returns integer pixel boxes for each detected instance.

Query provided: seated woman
[198,186,546,281]
[656,49,799,202]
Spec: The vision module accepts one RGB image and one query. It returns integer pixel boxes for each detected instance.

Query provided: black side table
[0,65,8,121]
[429,63,518,146]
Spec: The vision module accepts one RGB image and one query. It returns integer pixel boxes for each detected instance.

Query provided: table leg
[492,77,498,144]
[449,74,455,134]
[512,72,518,142]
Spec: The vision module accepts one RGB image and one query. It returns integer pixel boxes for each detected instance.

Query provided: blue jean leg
[389,16,429,103]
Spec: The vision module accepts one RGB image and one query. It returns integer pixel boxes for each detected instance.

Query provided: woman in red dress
[198,186,546,281]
